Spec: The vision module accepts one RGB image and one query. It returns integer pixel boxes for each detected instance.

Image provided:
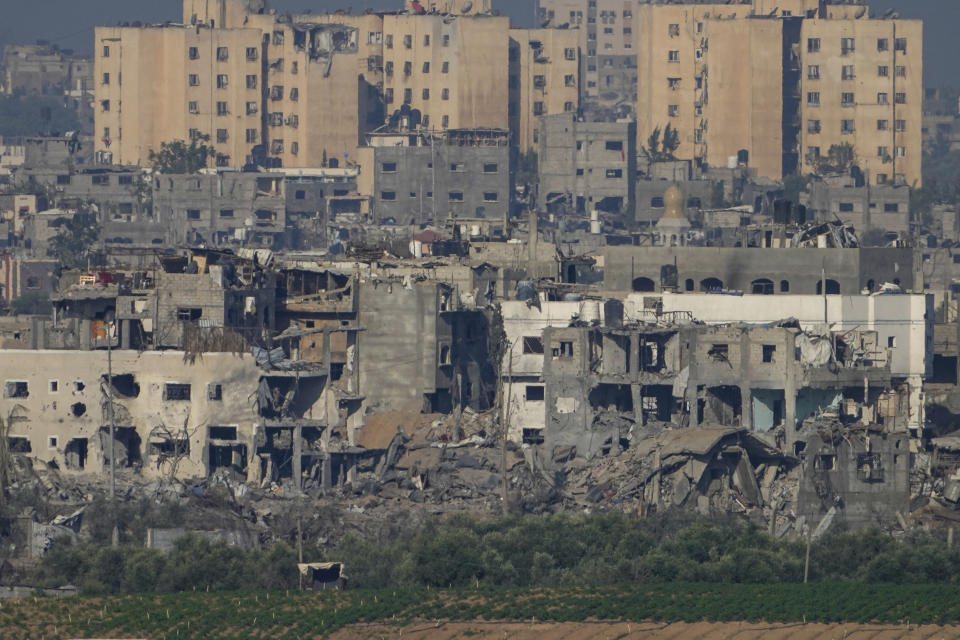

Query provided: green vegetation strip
[2,583,960,640]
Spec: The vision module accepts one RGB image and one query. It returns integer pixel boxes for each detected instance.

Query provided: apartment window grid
[807,38,820,53]
[841,65,855,80]
[878,65,889,77]
[807,65,820,80]
[246,47,258,61]
[841,119,855,135]
[217,47,228,61]
[895,119,906,132]
[807,91,820,107]
[841,92,855,107]
[840,38,855,55]
[668,50,679,62]
[216,102,229,116]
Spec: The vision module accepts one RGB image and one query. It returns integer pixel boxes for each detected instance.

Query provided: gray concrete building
[152,171,287,248]
[538,113,636,216]
[366,128,510,226]
[801,176,911,234]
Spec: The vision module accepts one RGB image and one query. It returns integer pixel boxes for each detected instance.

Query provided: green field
[4,583,960,640]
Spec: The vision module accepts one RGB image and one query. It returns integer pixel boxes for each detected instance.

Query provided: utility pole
[107,322,115,501]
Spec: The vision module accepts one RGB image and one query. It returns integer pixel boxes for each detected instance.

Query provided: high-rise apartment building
[96,1,510,169]
[380,13,509,132]
[635,1,922,185]
[95,0,366,168]
[536,0,636,120]
[509,28,580,153]
[798,14,922,186]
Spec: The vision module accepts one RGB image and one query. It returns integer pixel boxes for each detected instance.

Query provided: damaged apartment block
[527,302,915,530]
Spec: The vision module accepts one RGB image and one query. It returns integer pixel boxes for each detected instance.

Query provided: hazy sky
[0,0,954,86]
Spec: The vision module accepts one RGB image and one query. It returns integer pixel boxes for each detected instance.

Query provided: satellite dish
[461,0,473,13]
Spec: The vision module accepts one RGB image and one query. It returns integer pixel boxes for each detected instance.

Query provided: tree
[812,143,856,175]
[47,212,102,269]
[148,134,215,173]
[642,124,680,162]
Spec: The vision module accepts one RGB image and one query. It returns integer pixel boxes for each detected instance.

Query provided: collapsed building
[500,289,928,530]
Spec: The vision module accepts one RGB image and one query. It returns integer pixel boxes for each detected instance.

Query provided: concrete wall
[603,245,919,296]
[797,431,910,530]
[357,280,441,411]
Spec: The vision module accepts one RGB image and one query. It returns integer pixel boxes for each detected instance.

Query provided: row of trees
[28,512,960,594]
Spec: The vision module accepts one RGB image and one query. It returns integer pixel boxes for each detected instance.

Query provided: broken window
[100,427,142,468]
[856,453,885,482]
[208,383,223,401]
[708,344,729,362]
[8,437,31,453]
[163,383,191,401]
[762,345,776,363]
[815,454,835,471]
[552,341,574,358]
[209,426,238,440]
[217,46,229,61]
[177,308,202,321]
[525,385,545,401]
[246,47,258,61]
[522,337,544,354]
[150,437,189,458]
[522,428,544,445]
[4,381,28,398]
[103,374,140,398]
[65,438,87,469]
